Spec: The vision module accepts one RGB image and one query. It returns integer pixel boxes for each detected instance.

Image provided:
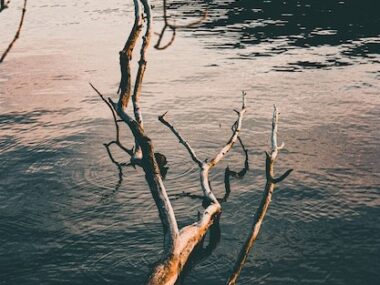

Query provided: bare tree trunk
[145,94,246,285]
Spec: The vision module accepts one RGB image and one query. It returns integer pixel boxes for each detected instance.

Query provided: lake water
[1,0,379,284]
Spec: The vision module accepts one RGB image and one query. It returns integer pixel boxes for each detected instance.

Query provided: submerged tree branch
[93,0,294,283]
[0,0,27,63]
[118,0,143,108]
[148,92,246,285]
[226,105,293,285]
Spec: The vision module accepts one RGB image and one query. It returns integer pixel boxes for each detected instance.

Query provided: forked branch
[92,0,294,284]
[147,92,246,285]
[226,105,293,285]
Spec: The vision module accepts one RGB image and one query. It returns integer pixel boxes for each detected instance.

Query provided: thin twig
[90,83,133,156]
[159,112,203,167]
[226,105,293,285]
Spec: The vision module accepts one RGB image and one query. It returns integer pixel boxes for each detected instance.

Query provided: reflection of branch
[154,0,207,50]
[178,213,221,284]
[100,143,127,203]
[0,0,27,63]
[226,105,293,285]
[222,136,249,202]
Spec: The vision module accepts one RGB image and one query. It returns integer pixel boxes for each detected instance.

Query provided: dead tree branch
[226,105,293,285]
[0,0,27,63]
[118,0,143,108]
[104,0,180,255]
[92,0,293,283]
[90,83,134,157]
[149,92,246,285]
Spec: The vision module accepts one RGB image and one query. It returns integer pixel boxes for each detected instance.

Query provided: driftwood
[0,0,27,63]
[91,1,293,284]
[226,106,293,285]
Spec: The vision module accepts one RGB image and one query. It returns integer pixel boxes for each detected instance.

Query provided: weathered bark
[118,0,143,108]
[90,83,134,157]
[91,1,293,284]
[0,0,27,63]
[148,93,246,285]
[226,106,293,285]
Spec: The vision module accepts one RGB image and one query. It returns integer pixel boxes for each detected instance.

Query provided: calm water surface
[1,0,379,284]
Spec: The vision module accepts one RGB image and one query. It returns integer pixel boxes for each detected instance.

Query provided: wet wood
[91,1,292,284]
[226,106,293,285]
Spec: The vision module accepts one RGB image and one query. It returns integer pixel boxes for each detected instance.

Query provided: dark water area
[1,0,379,284]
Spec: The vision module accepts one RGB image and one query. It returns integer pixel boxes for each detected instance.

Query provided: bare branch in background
[226,105,293,285]
[154,0,208,50]
[0,0,27,63]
